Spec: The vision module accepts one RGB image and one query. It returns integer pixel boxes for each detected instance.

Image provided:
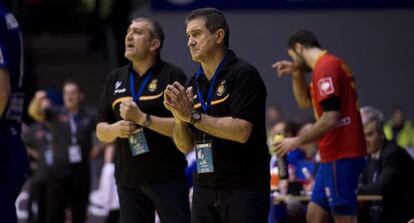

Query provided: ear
[294,43,304,54]
[216,29,225,45]
[150,39,161,52]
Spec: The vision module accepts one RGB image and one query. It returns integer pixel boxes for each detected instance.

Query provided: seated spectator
[383,106,414,149]
[270,121,304,185]
[269,121,318,223]
[266,104,284,134]
[358,106,414,223]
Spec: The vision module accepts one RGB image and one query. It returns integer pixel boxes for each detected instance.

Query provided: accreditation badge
[129,127,149,156]
[195,140,214,174]
[68,144,82,163]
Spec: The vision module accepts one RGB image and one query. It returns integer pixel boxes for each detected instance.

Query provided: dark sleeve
[22,125,38,148]
[320,96,340,112]
[44,106,55,122]
[230,67,267,123]
[97,72,116,124]
[358,165,369,187]
[358,149,402,195]
[185,75,196,89]
[43,106,62,124]
[171,67,187,85]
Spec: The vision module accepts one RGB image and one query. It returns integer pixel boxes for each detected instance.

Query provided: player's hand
[34,90,47,100]
[164,84,184,121]
[164,86,175,112]
[186,86,194,104]
[272,60,299,77]
[164,82,194,123]
[273,136,300,157]
[112,120,137,138]
[119,98,143,124]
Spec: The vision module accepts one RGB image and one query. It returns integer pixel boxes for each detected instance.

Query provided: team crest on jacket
[148,79,158,92]
[216,80,226,96]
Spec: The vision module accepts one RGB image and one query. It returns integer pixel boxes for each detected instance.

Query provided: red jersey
[310,52,366,162]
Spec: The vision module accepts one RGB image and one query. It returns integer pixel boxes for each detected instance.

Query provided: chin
[191,54,201,62]
[124,52,132,59]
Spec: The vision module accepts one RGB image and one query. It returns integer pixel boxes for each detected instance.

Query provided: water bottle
[274,133,289,180]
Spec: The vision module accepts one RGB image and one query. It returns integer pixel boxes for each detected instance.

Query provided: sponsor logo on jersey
[318,77,335,96]
[114,81,126,94]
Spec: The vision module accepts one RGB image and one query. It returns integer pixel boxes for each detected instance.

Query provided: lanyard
[194,55,227,113]
[68,114,78,145]
[129,69,153,103]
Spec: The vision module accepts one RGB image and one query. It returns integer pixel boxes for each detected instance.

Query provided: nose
[187,36,195,48]
[126,31,133,41]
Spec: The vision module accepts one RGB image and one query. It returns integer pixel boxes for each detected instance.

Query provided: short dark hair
[63,79,84,93]
[288,30,321,50]
[132,17,164,54]
[186,8,230,48]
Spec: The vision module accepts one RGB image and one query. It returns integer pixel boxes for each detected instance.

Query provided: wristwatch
[190,110,201,125]
[142,113,152,127]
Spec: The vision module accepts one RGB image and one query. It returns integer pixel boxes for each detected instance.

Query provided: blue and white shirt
[0,3,24,133]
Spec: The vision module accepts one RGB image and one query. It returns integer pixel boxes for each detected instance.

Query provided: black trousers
[191,183,270,223]
[117,179,190,223]
[29,177,48,223]
[0,131,28,223]
[46,166,90,223]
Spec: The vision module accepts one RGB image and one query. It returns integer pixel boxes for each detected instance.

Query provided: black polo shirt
[188,50,270,188]
[44,106,96,177]
[97,58,188,188]
[23,123,51,181]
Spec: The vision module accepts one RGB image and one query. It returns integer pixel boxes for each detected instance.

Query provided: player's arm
[171,113,251,153]
[291,71,312,109]
[140,115,176,137]
[297,109,340,146]
[96,122,118,143]
[274,97,340,156]
[297,97,340,145]
[165,79,254,144]
[0,68,11,117]
[119,98,176,138]
[192,115,252,144]
[163,85,195,153]
[272,61,311,109]
[96,120,137,143]
[96,71,139,143]
[28,90,48,122]
[172,119,195,154]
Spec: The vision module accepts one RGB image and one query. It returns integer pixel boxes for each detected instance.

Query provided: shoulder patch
[318,77,335,97]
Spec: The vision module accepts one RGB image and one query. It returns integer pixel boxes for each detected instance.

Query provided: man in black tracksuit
[165,8,270,223]
[96,17,190,223]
